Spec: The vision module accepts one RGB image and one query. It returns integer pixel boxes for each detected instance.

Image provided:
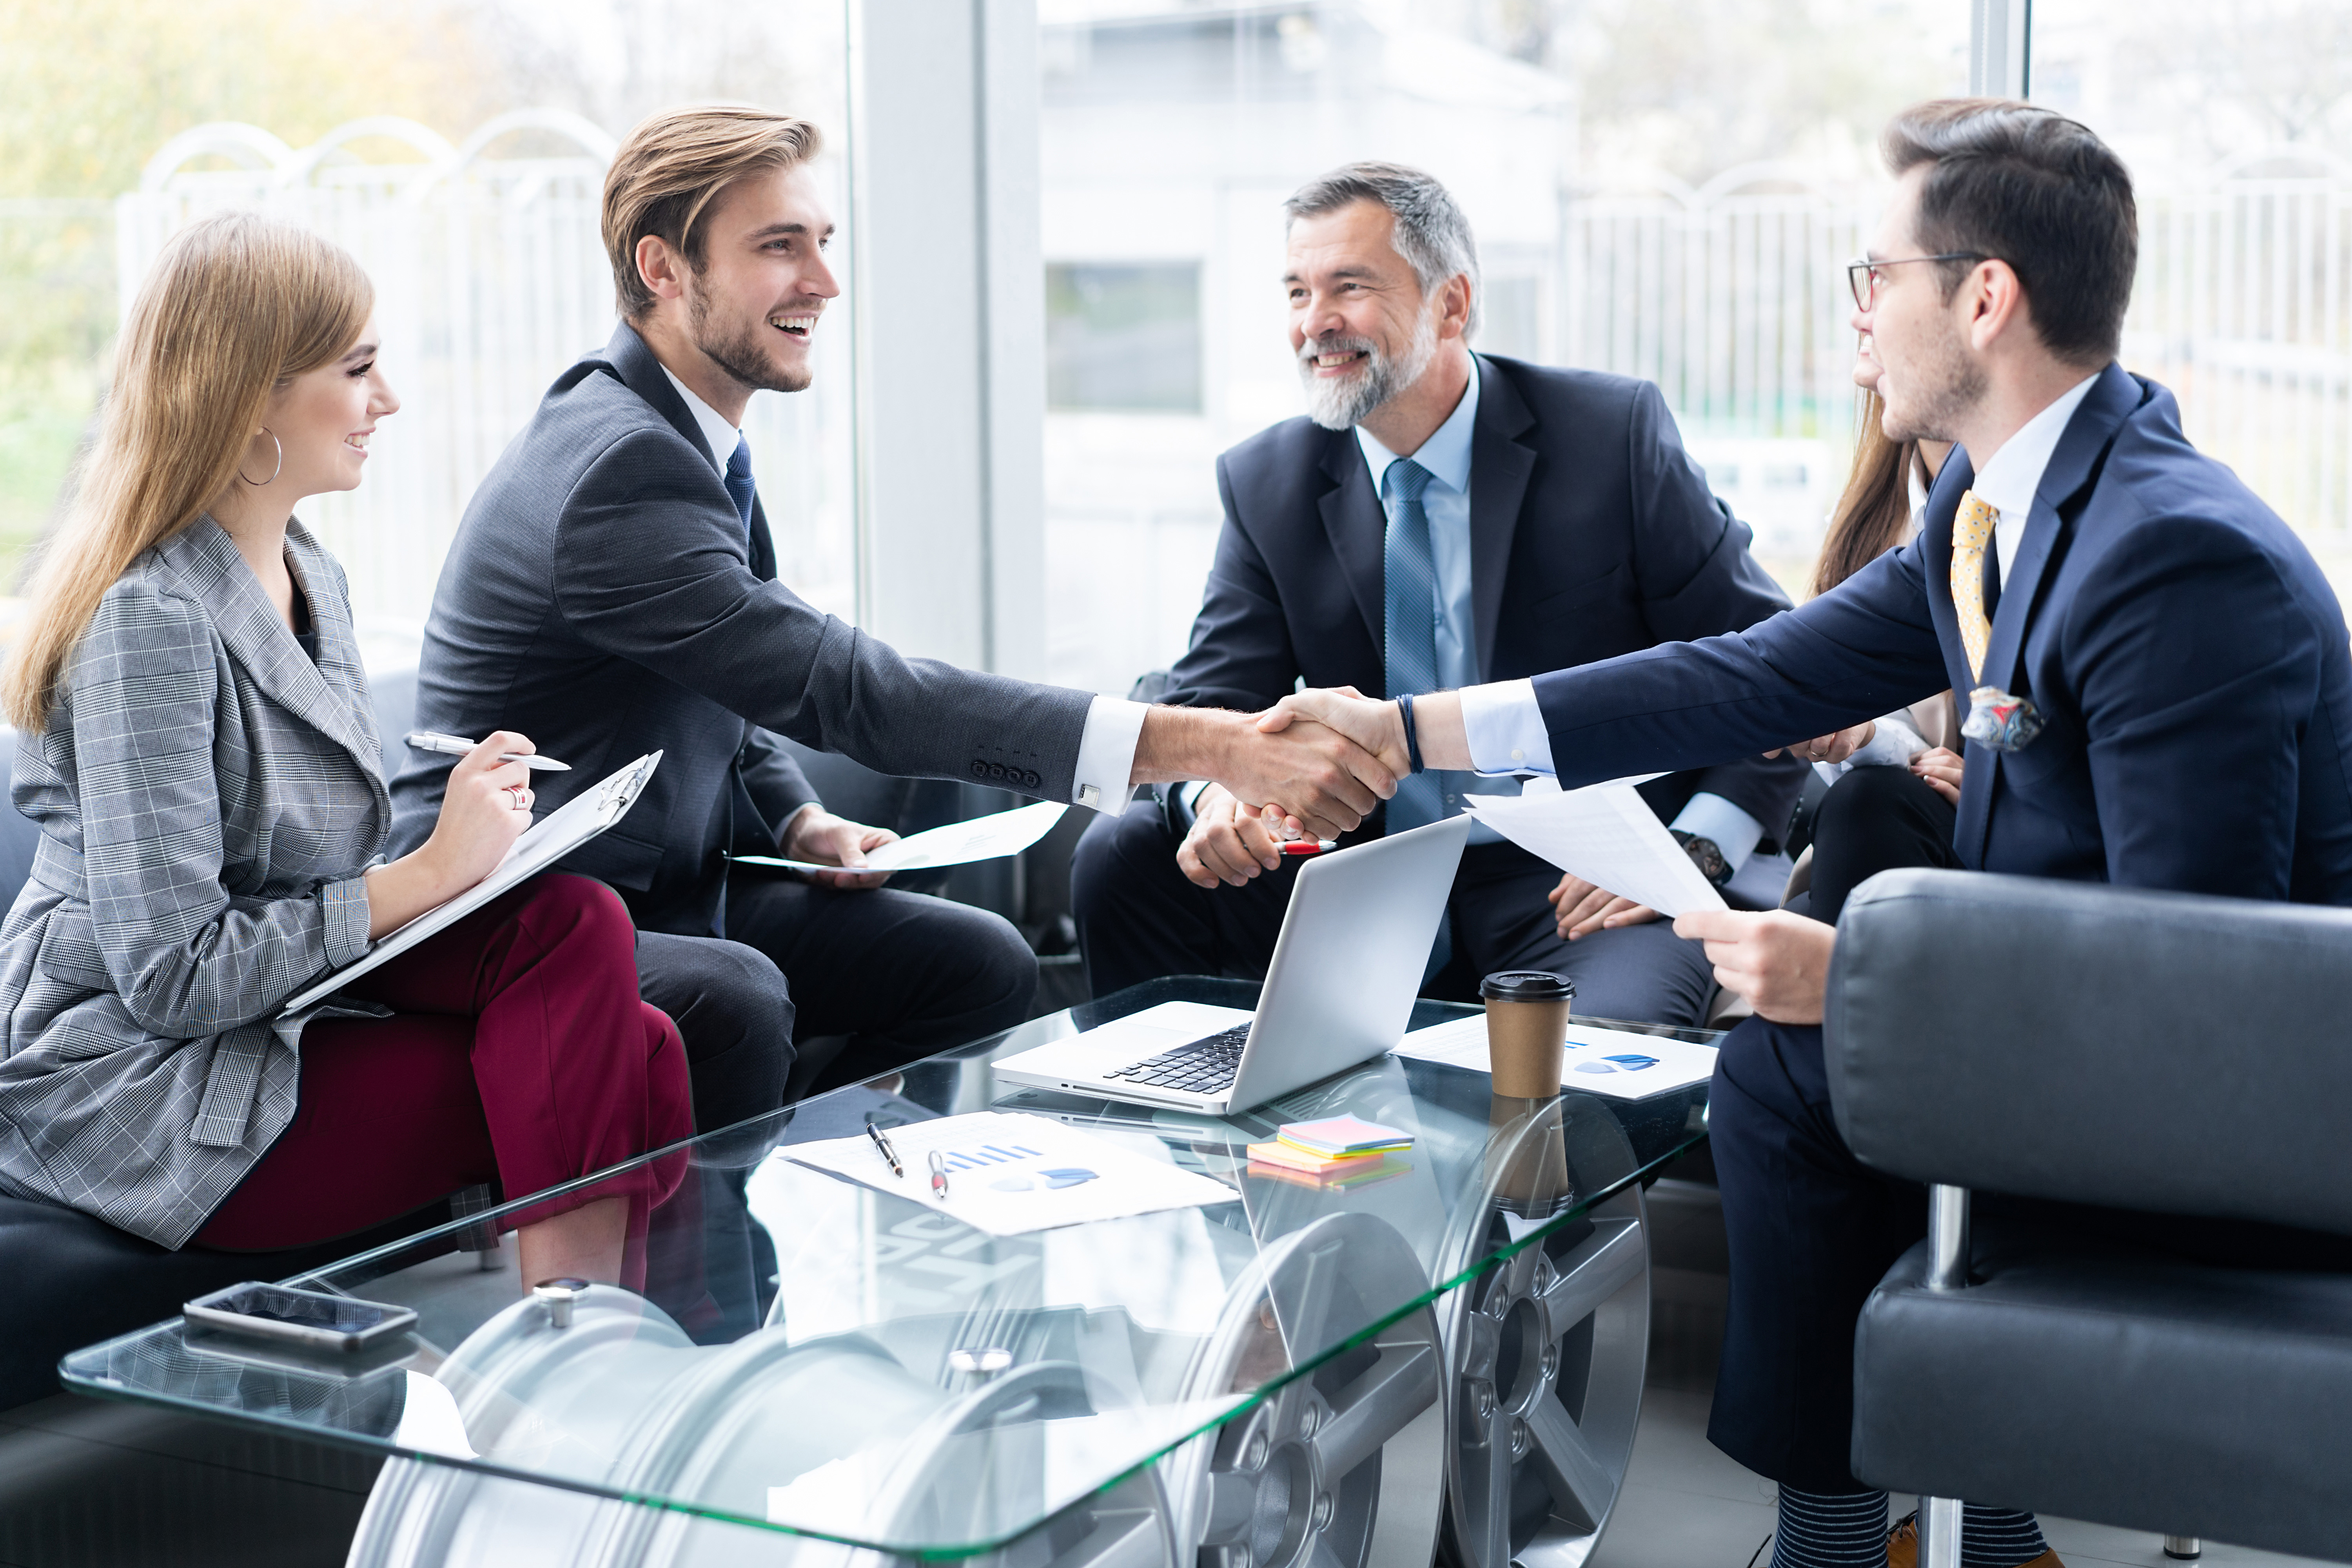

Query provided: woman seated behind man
[0,212,690,1288]
[1784,365,1968,926]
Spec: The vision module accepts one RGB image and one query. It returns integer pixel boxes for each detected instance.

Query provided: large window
[1047,262,1204,412]
[0,0,856,657]
[1035,0,1971,696]
[2032,0,2352,594]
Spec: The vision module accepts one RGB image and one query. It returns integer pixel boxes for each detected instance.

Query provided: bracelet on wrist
[1396,694,1426,775]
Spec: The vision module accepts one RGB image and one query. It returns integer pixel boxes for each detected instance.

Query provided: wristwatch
[1671,829,1733,888]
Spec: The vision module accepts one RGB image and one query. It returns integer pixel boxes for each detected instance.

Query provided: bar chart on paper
[784,1111,1237,1236]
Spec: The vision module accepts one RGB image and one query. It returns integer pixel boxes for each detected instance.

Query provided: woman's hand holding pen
[363,732,539,937]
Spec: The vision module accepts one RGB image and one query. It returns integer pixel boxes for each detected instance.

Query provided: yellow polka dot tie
[1951,489,1998,683]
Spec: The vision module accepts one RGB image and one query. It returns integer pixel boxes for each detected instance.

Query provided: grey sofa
[1828,868,2352,1565]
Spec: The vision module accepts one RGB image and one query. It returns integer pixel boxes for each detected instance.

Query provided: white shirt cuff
[1072,695,1149,813]
[1668,791,1765,872]
[1459,680,1553,776]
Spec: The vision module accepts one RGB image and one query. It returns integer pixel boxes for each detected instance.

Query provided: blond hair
[602,105,823,318]
[3,212,372,731]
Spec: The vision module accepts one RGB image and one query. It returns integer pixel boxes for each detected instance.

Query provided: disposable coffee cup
[1480,970,1575,1098]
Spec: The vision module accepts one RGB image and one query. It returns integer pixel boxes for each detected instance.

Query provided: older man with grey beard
[1069,161,1805,1024]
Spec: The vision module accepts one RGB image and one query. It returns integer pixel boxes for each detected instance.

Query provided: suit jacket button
[971,760,987,779]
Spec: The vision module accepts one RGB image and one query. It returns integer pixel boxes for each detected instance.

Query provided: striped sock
[1772,1487,1890,1568]
[1960,1506,2049,1567]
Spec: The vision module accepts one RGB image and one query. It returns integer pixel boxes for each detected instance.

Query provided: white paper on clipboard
[277,751,664,1017]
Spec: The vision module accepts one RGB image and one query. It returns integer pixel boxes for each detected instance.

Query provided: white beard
[1299,306,1440,431]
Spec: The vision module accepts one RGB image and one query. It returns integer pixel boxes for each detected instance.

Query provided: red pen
[1279,838,1339,857]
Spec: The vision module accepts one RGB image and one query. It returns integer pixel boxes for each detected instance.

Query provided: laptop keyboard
[1104,1024,1252,1094]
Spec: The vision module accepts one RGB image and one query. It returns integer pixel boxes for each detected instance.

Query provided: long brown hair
[4,212,372,730]
[1811,388,1925,598]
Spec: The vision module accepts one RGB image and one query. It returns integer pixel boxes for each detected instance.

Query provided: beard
[1879,317,1985,445]
[688,281,815,395]
[1298,305,1440,431]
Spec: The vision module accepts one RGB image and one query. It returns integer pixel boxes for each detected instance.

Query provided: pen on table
[405,731,572,771]
[928,1150,950,1201]
[864,1120,904,1178]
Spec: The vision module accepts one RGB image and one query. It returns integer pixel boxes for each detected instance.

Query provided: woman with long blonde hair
[0,212,688,1286]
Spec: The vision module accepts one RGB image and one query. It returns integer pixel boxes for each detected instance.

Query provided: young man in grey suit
[1071,164,1805,1026]
[391,107,1395,1129]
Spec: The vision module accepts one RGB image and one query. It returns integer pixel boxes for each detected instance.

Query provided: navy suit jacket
[1530,363,2352,903]
[1169,353,1806,839]
[389,323,1092,935]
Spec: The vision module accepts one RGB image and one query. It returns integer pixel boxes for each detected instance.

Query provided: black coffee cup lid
[1480,969,1575,1001]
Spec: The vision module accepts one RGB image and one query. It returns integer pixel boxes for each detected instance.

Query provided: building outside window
[1034,0,1970,697]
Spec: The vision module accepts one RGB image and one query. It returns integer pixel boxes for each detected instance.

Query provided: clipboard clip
[598,751,663,818]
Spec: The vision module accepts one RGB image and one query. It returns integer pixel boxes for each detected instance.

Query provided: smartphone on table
[183,1281,418,1353]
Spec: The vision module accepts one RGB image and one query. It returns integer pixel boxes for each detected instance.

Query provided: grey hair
[1283,162,1481,339]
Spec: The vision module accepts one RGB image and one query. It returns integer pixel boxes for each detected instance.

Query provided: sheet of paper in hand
[733,799,1070,876]
[1462,780,1727,917]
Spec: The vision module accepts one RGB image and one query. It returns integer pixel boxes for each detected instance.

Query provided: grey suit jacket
[389,322,1093,936]
[0,517,382,1249]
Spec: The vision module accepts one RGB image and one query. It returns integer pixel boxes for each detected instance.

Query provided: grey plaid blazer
[0,516,383,1249]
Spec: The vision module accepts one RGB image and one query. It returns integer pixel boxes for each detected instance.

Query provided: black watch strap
[1671,829,1733,888]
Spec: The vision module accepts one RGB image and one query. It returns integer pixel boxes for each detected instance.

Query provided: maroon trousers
[198,874,692,1252]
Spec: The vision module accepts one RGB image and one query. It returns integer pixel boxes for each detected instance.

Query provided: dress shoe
[1887,1515,2064,1568]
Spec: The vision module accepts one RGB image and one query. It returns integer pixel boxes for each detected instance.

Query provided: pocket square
[1961,686,2043,752]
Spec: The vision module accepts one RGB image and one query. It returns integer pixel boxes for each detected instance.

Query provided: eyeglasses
[1847,253,1989,310]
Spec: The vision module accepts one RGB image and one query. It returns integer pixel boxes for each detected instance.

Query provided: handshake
[1132,684,1422,854]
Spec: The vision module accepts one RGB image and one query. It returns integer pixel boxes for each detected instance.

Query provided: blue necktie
[724,435,756,534]
[1382,458,1454,980]
[1383,459,1445,834]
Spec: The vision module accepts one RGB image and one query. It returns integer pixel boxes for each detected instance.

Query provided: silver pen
[406,731,572,771]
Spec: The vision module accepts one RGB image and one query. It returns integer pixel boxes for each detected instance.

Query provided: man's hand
[1672,908,1837,1024]
[781,807,896,890]
[1256,686,1411,780]
[1178,784,1290,888]
[1909,745,1964,806]
[1548,873,1661,940]
[1132,704,1397,840]
[1765,720,1876,765]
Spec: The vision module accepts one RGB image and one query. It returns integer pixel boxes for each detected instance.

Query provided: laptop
[993,815,1472,1114]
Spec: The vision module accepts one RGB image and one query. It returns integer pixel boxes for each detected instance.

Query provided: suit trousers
[712,869,1036,1097]
[196,875,693,1252]
[1805,765,1963,929]
[1071,799,1716,1026]
[1704,1014,2352,1492]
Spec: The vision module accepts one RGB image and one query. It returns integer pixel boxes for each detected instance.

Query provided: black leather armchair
[1826,868,2352,1566]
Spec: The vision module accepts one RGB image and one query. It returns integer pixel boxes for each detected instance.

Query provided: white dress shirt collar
[660,366,744,475]
[1354,358,1480,497]
[1963,372,2101,528]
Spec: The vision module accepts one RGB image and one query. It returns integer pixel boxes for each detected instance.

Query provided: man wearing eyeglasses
[1264,100,2352,1568]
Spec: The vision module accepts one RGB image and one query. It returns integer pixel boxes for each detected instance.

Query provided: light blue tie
[1382,458,1453,981]
[1383,459,1445,833]
[724,434,757,535]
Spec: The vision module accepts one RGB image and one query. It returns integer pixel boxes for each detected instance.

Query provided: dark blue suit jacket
[1530,363,2352,903]
[389,323,1092,935]
[1169,354,1806,838]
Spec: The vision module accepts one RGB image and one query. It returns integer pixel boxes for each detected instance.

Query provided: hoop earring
[238,427,283,487]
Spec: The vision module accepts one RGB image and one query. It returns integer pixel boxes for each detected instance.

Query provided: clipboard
[277,751,663,1017]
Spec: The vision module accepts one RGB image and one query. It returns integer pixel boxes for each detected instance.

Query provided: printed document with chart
[784,1111,1235,1236]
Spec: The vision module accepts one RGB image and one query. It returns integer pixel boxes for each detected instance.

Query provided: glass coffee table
[61,978,1715,1568]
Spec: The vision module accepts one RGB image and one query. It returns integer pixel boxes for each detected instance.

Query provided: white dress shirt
[661,367,1145,814]
[1460,372,2105,809]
